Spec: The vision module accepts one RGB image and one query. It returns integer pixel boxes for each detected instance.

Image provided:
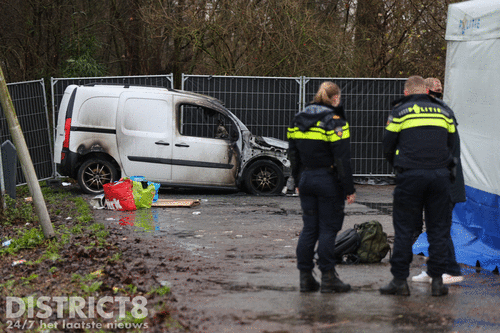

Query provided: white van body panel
[116,92,174,181]
[55,86,122,159]
[171,135,237,185]
[76,97,117,128]
[71,90,121,164]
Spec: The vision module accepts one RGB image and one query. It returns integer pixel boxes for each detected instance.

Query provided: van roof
[78,83,224,105]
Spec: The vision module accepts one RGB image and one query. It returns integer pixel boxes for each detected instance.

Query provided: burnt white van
[54,84,290,195]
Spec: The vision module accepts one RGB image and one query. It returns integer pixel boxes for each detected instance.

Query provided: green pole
[0,66,55,238]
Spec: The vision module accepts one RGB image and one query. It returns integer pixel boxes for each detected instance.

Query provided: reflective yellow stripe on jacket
[287,123,350,142]
[386,113,456,133]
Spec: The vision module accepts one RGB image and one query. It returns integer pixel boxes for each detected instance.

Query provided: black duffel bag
[333,228,361,264]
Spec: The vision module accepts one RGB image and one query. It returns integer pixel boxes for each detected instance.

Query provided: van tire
[243,160,285,195]
[77,158,118,194]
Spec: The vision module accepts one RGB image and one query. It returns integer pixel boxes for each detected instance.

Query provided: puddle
[356,202,393,215]
[168,230,196,238]
[108,209,216,257]
[256,312,337,327]
[453,318,500,331]
[227,284,296,292]
[125,210,158,232]
[454,266,500,290]
[108,209,196,238]
[226,254,296,260]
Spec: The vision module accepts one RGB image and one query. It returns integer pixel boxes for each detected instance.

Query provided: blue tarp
[413,185,500,272]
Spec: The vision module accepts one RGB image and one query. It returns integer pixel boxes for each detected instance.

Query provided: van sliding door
[116,93,174,182]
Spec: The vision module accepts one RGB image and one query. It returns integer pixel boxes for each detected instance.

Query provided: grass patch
[0,227,45,256]
[0,182,185,332]
[148,285,171,296]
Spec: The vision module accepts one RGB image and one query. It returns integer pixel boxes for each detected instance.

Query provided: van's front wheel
[77,159,118,194]
[243,160,285,195]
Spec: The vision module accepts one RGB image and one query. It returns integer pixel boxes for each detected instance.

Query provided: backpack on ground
[355,220,391,263]
[333,228,361,264]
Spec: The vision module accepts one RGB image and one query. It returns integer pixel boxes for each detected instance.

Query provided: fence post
[1,140,17,199]
[0,65,55,238]
[0,140,4,211]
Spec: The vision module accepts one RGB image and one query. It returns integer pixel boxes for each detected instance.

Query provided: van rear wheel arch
[77,157,119,194]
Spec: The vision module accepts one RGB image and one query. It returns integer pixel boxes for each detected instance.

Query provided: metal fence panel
[0,79,54,185]
[51,74,174,130]
[43,74,403,179]
[183,75,405,177]
[304,78,406,176]
[182,75,302,141]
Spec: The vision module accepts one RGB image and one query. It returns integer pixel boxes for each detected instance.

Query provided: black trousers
[296,168,345,273]
[412,201,462,276]
[443,202,462,276]
[390,168,451,280]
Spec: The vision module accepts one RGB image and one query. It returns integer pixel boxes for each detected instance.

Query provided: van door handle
[175,143,190,148]
[155,141,170,146]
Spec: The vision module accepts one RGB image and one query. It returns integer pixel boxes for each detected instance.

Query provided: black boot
[321,268,351,293]
[380,278,410,296]
[300,270,320,292]
[431,276,449,296]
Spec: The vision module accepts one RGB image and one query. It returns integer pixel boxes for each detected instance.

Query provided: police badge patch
[334,126,343,137]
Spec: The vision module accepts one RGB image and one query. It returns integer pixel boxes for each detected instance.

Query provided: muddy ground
[94,184,500,333]
[2,183,499,332]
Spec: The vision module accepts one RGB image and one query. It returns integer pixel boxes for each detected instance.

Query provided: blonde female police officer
[287,81,356,293]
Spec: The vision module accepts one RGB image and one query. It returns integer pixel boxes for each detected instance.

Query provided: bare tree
[140,0,357,78]
[350,0,462,78]
[0,0,463,82]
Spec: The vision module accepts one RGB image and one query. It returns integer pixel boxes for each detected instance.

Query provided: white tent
[414,0,500,271]
[445,0,500,198]
[445,0,500,271]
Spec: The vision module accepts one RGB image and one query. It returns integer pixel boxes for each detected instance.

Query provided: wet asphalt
[95,184,500,333]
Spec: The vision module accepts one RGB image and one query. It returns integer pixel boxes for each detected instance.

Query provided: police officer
[287,81,356,293]
[425,77,444,99]
[381,75,457,297]
[411,77,465,284]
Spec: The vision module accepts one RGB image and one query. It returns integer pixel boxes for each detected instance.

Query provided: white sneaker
[442,274,464,284]
[411,271,431,283]
[411,271,464,284]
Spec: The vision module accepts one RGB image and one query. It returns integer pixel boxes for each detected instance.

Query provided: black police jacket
[383,94,457,170]
[287,103,355,195]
